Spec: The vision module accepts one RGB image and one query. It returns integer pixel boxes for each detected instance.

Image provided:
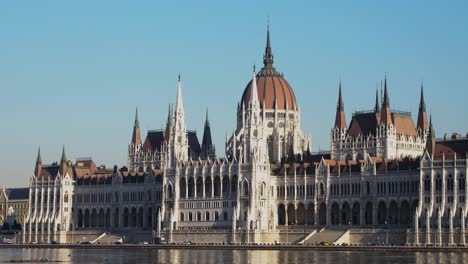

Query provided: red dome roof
[241,69,297,111]
[240,29,297,111]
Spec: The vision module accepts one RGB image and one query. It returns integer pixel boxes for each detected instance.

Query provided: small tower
[201,109,215,159]
[417,83,429,136]
[34,147,42,177]
[331,82,347,160]
[59,145,68,177]
[378,76,396,159]
[131,108,142,147]
[168,75,189,166]
[374,89,380,113]
[334,81,346,130]
[164,104,173,143]
[128,108,142,171]
[425,115,436,157]
[380,77,392,126]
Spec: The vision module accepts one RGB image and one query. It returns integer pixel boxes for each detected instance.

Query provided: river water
[0,248,466,264]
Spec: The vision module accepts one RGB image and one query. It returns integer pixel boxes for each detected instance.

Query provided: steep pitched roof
[6,188,29,200]
[143,130,165,153]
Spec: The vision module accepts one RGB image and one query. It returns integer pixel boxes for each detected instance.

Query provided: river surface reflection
[0,248,466,264]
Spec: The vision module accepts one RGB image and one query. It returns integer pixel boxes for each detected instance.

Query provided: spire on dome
[263,21,274,67]
[374,89,380,113]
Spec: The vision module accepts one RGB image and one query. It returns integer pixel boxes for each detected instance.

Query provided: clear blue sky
[1,0,467,187]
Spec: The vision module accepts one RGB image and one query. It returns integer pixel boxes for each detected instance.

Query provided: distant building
[0,187,29,227]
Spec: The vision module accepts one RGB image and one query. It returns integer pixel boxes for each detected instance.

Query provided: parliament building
[23,28,468,245]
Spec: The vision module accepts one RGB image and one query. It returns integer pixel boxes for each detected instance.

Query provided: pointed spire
[419,83,426,112]
[337,81,344,111]
[374,89,380,113]
[175,75,184,114]
[61,144,67,164]
[428,115,435,139]
[263,20,274,67]
[425,114,436,157]
[205,108,210,127]
[382,76,390,107]
[202,108,214,159]
[417,83,429,131]
[36,146,42,165]
[334,81,346,129]
[380,75,392,125]
[131,108,142,146]
[59,144,68,177]
[134,107,140,128]
[34,147,42,177]
[167,104,173,125]
[250,66,259,106]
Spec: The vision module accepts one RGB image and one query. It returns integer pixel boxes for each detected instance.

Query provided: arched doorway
[205,177,212,197]
[352,202,360,225]
[196,177,203,197]
[287,204,296,225]
[188,177,195,197]
[331,202,340,225]
[231,175,238,194]
[389,201,398,225]
[378,201,387,225]
[297,203,305,225]
[114,208,120,228]
[306,203,315,225]
[278,204,286,225]
[214,176,221,197]
[318,203,327,225]
[222,176,230,197]
[399,200,410,226]
[179,178,187,198]
[341,202,351,225]
[123,208,129,227]
[365,202,373,226]
[78,209,83,228]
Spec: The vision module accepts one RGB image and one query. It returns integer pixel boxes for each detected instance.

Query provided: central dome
[240,30,297,111]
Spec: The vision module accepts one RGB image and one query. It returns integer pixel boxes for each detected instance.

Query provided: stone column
[449,211,454,245]
[461,212,466,245]
[414,210,419,245]
[437,213,442,246]
[143,207,148,229]
[426,211,431,245]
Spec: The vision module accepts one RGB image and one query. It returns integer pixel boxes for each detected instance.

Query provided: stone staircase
[303,229,348,245]
[94,233,123,244]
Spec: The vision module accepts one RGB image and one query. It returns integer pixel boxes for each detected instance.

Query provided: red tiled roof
[241,72,297,111]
